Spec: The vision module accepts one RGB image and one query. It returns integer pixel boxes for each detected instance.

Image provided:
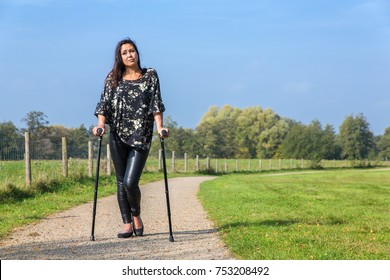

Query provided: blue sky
[0,0,389,135]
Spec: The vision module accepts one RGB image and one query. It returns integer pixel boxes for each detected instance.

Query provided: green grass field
[198,169,390,260]
[0,159,90,189]
[1,158,389,260]
[3,158,389,191]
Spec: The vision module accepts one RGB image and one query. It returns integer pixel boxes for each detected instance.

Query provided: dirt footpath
[0,177,233,260]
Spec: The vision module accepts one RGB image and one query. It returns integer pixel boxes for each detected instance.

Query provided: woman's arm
[93,115,106,136]
[153,112,169,138]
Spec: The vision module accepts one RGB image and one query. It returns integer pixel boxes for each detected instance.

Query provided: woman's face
[120,43,139,68]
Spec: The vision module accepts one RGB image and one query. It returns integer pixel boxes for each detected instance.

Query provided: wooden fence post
[184,153,187,173]
[236,159,238,172]
[215,159,218,173]
[171,151,175,172]
[25,132,31,187]
[107,144,112,175]
[88,141,93,177]
[259,159,262,172]
[206,157,210,170]
[62,137,68,177]
[195,155,199,171]
[225,159,228,172]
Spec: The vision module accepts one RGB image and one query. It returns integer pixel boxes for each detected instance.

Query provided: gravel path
[0,176,233,260]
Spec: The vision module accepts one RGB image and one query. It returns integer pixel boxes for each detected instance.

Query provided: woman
[93,38,168,238]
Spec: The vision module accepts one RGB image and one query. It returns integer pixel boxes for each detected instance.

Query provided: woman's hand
[153,113,168,138]
[93,125,105,136]
[93,115,106,136]
[157,127,169,138]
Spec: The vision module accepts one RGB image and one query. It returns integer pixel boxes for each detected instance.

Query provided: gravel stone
[0,176,234,260]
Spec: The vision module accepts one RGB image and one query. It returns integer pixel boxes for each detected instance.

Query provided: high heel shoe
[132,216,144,236]
[134,224,144,236]
[117,223,134,238]
[117,231,133,238]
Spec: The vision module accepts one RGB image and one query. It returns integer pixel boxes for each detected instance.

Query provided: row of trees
[0,112,93,160]
[1,107,390,161]
[150,105,390,162]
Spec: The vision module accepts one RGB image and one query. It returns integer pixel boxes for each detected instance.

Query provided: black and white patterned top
[94,68,165,150]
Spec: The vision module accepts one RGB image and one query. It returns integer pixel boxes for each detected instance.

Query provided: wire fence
[1,135,390,190]
[0,137,93,161]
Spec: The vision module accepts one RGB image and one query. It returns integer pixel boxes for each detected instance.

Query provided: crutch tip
[90,236,95,241]
[169,236,174,242]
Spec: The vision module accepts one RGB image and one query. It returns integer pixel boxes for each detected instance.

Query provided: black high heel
[117,223,133,238]
[117,231,133,238]
[132,216,144,236]
[134,224,144,236]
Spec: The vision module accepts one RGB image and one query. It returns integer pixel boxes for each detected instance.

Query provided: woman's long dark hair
[106,38,142,88]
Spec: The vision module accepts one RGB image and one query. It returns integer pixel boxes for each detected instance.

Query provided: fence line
[1,134,390,188]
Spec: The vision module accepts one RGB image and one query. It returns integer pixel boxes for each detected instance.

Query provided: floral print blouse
[94,68,165,150]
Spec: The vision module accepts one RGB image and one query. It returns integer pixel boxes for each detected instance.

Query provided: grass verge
[198,169,390,260]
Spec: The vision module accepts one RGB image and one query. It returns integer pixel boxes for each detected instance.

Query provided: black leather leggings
[109,133,149,224]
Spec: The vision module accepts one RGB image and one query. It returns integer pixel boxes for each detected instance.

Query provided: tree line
[150,105,390,163]
[0,111,93,160]
[1,107,390,162]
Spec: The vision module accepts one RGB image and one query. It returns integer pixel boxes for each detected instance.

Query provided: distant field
[2,158,390,190]
[198,169,390,260]
[0,159,91,189]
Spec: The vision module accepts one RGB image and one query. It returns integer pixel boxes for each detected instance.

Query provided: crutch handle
[161,129,168,138]
[97,127,103,137]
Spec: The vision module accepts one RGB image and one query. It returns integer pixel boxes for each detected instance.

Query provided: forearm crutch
[90,128,103,241]
[160,130,174,242]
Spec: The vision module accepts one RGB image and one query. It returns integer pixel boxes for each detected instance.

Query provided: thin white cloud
[282,81,314,95]
[347,0,389,25]
[352,0,387,13]
[228,83,246,94]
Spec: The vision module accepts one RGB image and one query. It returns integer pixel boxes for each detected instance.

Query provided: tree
[235,106,262,158]
[67,124,90,158]
[149,116,198,159]
[377,126,390,160]
[257,118,291,158]
[21,111,55,159]
[281,122,307,159]
[195,105,238,158]
[196,105,295,159]
[212,105,241,158]
[321,124,339,159]
[0,121,23,160]
[281,120,337,161]
[0,121,20,139]
[338,113,375,160]
[21,111,49,135]
[154,116,180,157]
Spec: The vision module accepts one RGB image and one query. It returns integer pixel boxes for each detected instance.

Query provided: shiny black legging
[109,133,149,224]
